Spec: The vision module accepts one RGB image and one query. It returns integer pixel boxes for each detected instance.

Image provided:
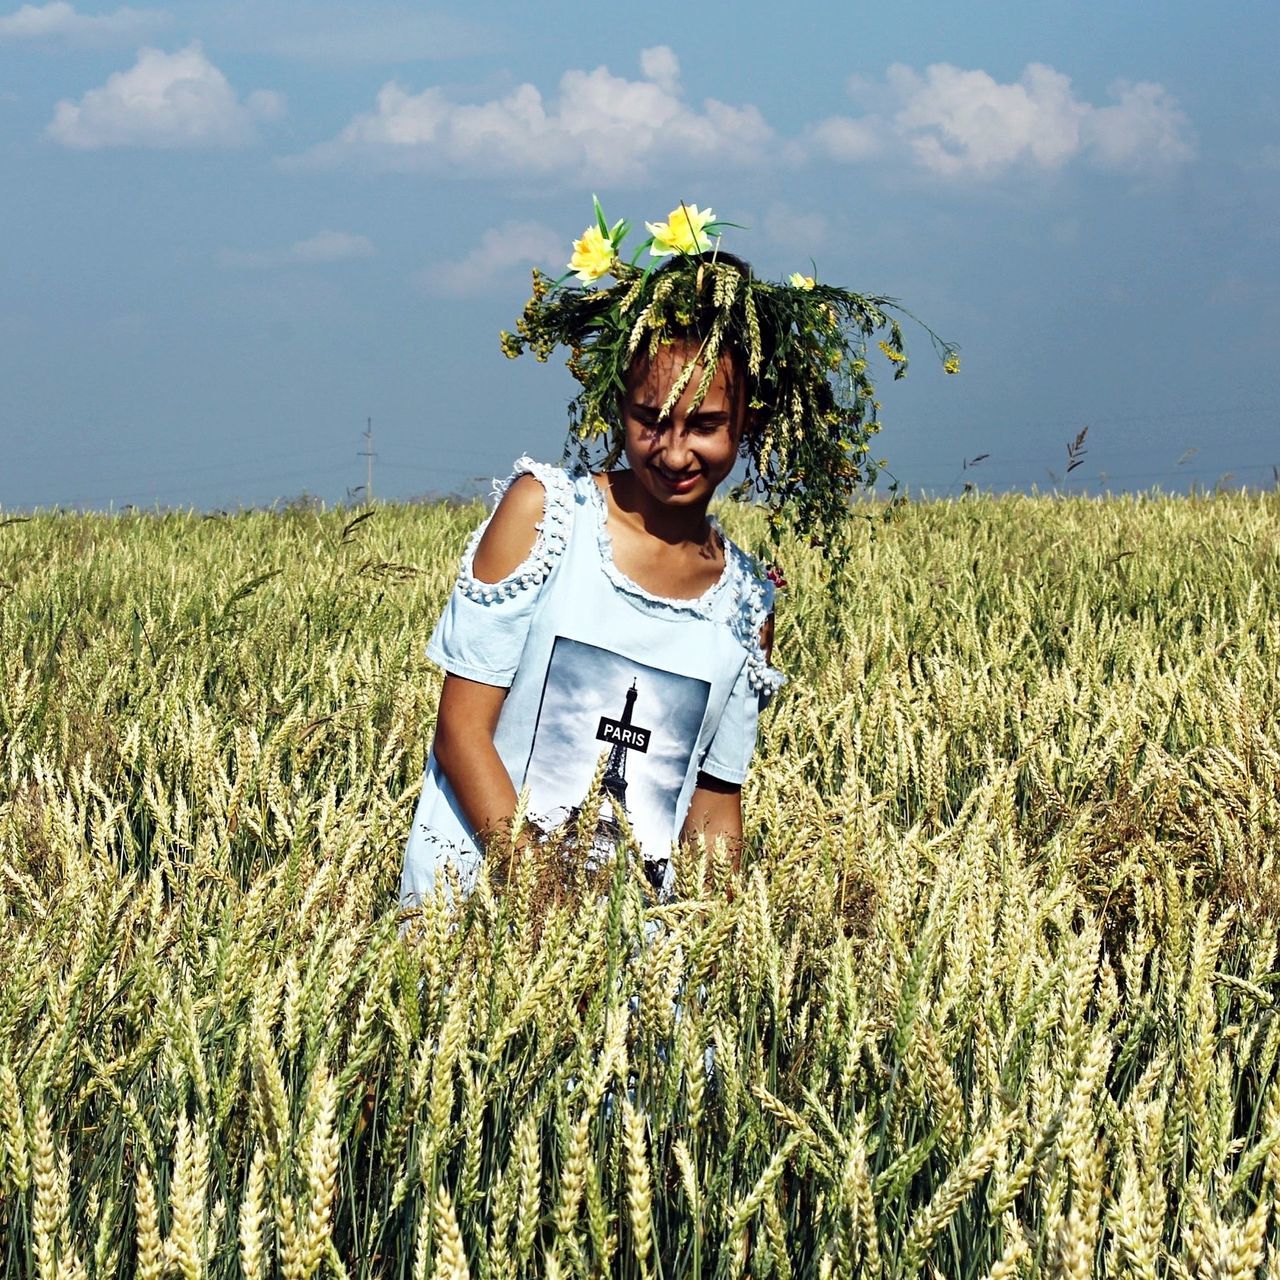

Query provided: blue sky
[3,0,1278,509]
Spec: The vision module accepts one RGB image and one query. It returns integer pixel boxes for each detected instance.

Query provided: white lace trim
[727,544,786,697]
[454,456,574,604]
[584,473,784,695]
[583,473,734,617]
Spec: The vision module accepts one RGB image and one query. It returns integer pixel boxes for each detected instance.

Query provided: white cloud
[638,44,680,95]
[301,51,1190,185]
[805,114,882,163]
[811,61,1195,178]
[46,43,283,149]
[762,202,828,257]
[219,230,376,270]
[0,1,167,42]
[1083,79,1196,171]
[289,230,375,262]
[889,62,1087,175]
[420,221,562,297]
[295,46,772,182]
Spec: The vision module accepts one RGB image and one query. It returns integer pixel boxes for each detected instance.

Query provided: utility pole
[358,418,375,505]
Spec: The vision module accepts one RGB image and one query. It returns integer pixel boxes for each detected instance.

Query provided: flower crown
[500,198,958,551]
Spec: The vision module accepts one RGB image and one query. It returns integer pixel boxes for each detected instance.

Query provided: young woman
[399,202,950,905]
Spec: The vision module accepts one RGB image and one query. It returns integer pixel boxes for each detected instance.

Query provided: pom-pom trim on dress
[454,456,784,697]
[453,456,575,604]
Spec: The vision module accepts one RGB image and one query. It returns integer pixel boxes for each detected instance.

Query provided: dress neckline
[584,471,734,615]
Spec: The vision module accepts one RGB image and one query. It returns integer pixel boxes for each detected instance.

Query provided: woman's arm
[432,674,520,850]
[431,475,547,865]
[680,609,775,880]
[682,773,744,872]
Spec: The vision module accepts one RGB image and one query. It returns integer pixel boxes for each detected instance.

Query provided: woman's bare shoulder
[472,473,547,584]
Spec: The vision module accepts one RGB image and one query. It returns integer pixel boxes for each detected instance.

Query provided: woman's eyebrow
[628,399,731,421]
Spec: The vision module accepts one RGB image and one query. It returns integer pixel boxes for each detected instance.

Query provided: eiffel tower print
[574,679,651,864]
[600,679,642,819]
[521,637,712,889]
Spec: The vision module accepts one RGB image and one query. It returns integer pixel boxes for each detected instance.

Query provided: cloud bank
[295,46,772,182]
[809,62,1195,177]
[301,51,1193,183]
[46,43,284,149]
[0,0,167,42]
[219,230,376,270]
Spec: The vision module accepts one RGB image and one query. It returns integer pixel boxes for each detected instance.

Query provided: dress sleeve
[699,557,786,786]
[425,456,574,688]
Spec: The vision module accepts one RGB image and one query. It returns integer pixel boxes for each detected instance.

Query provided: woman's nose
[662,429,693,467]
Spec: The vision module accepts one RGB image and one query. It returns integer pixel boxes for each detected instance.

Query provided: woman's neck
[604,469,715,547]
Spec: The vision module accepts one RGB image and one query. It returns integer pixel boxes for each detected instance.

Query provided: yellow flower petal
[646,203,716,256]
[567,224,616,283]
[788,272,816,290]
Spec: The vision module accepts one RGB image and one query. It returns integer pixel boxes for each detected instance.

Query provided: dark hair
[503,230,949,551]
[638,249,760,419]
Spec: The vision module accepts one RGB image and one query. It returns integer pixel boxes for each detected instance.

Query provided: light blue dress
[399,456,784,904]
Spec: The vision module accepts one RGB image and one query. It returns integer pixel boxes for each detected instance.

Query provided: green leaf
[593,193,608,237]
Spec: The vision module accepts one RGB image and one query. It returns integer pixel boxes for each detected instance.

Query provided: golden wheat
[0,490,1278,1276]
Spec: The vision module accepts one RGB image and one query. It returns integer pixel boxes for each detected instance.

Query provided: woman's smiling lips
[652,463,701,493]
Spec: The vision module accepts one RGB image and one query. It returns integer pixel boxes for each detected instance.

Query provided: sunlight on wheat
[0,490,1278,1277]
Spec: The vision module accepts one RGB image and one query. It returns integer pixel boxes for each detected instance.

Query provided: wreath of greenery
[499,199,958,553]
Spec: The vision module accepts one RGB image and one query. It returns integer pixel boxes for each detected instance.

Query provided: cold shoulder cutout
[453,456,574,605]
[427,456,575,687]
[725,545,786,701]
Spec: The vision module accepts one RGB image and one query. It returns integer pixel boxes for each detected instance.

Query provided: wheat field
[1,489,1278,1279]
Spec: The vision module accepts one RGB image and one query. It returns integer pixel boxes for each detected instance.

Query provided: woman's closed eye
[686,415,728,435]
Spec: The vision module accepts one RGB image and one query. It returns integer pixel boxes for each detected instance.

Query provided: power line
[905,457,1280,494]
[31,461,357,511]
[3,446,351,489]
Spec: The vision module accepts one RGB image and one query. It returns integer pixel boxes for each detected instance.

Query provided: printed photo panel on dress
[520,635,711,864]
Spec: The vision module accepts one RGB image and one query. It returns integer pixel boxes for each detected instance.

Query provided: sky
[2,0,1279,510]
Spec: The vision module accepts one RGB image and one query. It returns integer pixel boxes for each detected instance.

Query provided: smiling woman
[621,339,744,514]
[399,197,947,912]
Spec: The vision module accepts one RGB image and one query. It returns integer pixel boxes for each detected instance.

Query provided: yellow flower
[788,272,816,290]
[646,203,716,256]
[567,224,616,283]
[944,352,961,375]
[877,339,906,364]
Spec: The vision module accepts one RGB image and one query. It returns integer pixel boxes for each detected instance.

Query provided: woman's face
[620,341,745,513]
